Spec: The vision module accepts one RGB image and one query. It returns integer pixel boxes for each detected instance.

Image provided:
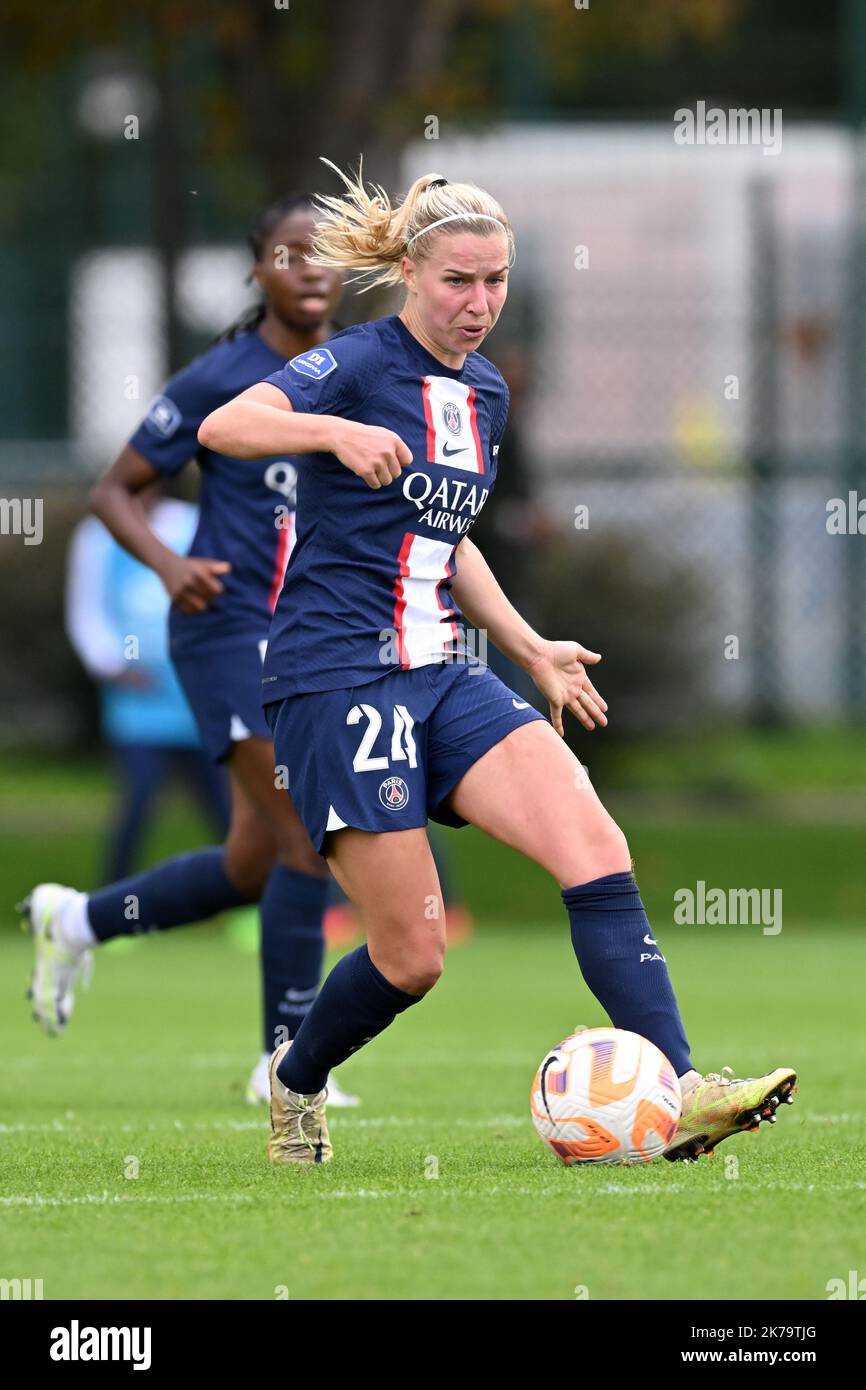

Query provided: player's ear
[400,255,417,294]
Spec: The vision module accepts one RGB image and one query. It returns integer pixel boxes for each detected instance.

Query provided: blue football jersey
[129,331,299,653]
[261,315,509,699]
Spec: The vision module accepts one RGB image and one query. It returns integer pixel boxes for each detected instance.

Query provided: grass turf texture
[2,908,864,1299]
[0,756,864,1299]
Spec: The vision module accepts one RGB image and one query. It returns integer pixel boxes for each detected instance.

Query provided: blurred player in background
[22,194,360,1105]
[200,162,796,1167]
[66,485,230,881]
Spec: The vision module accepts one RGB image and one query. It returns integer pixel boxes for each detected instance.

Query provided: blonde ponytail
[307,157,514,292]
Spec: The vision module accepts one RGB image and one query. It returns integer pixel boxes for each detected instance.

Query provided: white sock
[678,1068,701,1093]
[260,1051,271,1068]
[56,892,97,954]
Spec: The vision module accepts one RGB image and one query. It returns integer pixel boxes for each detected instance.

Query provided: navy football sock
[277,945,423,1095]
[260,866,327,1053]
[562,871,692,1075]
[86,847,250,942]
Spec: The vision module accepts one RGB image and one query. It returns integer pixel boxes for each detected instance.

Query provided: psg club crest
[442,401,461,435]
[378,776,409,810]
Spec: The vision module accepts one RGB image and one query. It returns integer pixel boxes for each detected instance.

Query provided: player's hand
[330,419,413,489]
[160,555,231,614]
[525,639,608,736]
[107,667,153,691]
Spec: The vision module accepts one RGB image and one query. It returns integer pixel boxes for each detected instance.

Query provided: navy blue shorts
[265,661,546,853]
[173,637,272,763]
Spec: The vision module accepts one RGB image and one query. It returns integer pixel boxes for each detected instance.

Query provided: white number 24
[347,704,417,772]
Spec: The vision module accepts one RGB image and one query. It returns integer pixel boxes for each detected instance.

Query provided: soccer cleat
[316,1072,360,1109]
[18,883,93,1036]
[246,1053,359,1108]
[268,1041,332,1165]
[664,1065,797,1162]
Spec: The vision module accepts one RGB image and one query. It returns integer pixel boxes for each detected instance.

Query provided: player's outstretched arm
[450,537,608,735]
[199,384,412,489]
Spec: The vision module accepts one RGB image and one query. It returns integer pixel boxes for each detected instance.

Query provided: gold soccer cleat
[268,1041,333,1165]
[664,1065,797,1162]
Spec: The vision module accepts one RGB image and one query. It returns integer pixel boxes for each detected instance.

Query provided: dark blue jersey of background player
[129,331,300,653]
[102,201,344,656]
[77,198,356,1102]
[259,314,509,698]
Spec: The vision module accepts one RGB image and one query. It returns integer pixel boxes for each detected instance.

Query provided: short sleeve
[263,326,383,420]
[128,357,220,475]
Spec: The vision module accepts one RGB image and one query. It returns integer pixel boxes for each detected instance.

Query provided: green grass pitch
[1,912,864,1300]
[0,765,864,1300]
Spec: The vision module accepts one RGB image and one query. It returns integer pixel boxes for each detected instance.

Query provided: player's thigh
[228,735,326,877]
[447,720,629,887]
[325,826,445,994]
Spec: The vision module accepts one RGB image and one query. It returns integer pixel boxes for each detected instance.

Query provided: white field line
[319,1179,866,1200]
[0,1115,529,1135]
[3,1053,251,1071]
[0,1190,255,1210]
[802,1113,866,1124]
[6,1049,857,1076]
[2,1179,866,1213]
[0,1110,855,1138]
[3,1048,560,1070]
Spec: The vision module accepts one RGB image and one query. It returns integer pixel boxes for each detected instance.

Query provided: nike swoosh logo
[442,443,468,457]
[643,933,657,945]
[512,699,530,709]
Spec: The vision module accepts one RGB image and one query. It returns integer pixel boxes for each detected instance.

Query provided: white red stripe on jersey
[392,533,459,668]
[421,376,485,473]
[268,513,296,613]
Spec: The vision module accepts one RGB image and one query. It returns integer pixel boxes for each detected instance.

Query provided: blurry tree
[1,0,765,206]
[0,0,844,748]
[0,0,766,379]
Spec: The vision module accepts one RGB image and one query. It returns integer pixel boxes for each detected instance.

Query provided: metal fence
[406,124,866,724]
[2,121,866,746]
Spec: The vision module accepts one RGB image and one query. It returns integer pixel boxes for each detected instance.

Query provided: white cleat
[245,1053,360,1108]
[322,1073,361,1108]
[18,883,93,1036]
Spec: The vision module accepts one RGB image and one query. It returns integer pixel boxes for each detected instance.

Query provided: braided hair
[215,192,317,343]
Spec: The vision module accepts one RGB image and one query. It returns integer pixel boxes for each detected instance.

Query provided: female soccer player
[199,165,797,1164]
[24,194,358,1105]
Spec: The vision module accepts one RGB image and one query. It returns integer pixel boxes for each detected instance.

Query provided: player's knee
[574,813,631,881]
[401,963,443,996]
[592,820,631,874]
[223,837,275,899]
[385,940,444,996]
[275,829,326,878]
[415,953,445,995]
